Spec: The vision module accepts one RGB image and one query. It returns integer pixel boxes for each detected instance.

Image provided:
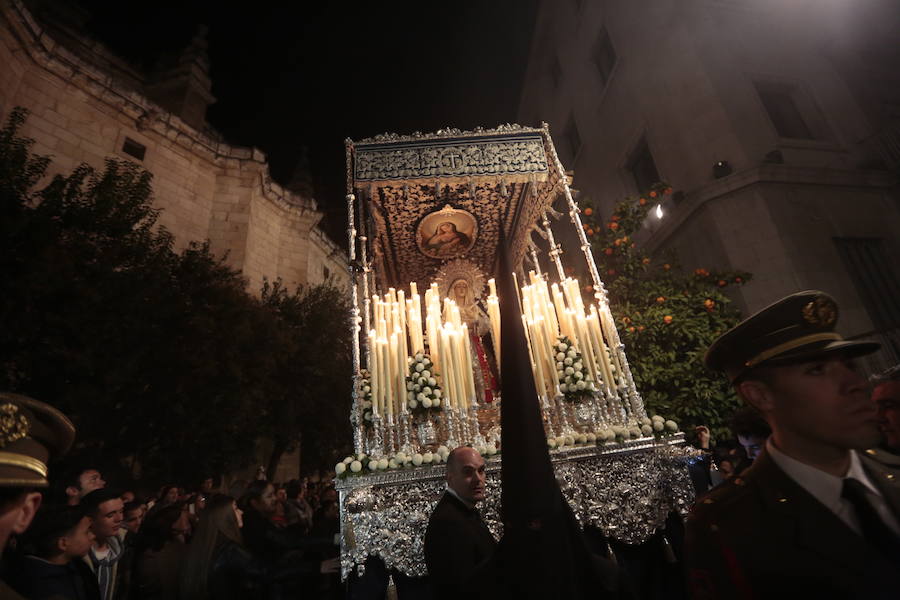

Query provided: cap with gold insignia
[0,392,75,487]
[705,291,880,382]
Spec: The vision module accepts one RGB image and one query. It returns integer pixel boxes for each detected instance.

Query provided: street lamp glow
[655,204,663,219]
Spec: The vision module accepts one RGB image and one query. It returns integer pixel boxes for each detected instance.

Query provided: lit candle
[368,330,380,416]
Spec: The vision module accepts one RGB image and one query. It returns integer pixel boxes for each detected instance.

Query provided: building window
[562,115,582,163]
[593,27,617,87]
[754,82,814,140]
[550,57,563,89]
[627,138,660,193]
[323,265,331,281]
[122,137,146,161]
[834,238,900,331]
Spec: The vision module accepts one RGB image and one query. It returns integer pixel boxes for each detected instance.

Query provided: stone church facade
[0,0,348,294]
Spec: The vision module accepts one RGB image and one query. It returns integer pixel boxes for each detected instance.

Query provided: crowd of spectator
[5,467,342,600]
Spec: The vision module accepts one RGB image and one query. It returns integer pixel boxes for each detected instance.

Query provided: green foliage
[579,183,751,441]
[0,108,351,485]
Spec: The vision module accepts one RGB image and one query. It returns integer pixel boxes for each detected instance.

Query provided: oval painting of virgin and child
[416,207,478,259]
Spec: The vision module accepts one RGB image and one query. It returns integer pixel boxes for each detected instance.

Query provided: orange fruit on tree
[663,315,673,324]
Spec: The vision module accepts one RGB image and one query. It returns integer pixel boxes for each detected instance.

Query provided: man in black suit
[424,446,496,600]
[687,291,900,599]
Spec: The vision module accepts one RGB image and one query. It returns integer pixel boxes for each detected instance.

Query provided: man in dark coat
[687,291,900,599]
[424,446,496,600]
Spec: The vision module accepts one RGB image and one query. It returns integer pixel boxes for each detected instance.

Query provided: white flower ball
[576,434,587,444]
[407,392,414,401]
[368,461,378,471]
[428,377,436,386]
[556,352,566,361]
[412,453,423,466]
[574,371,583,380]
[574,362,583,371]
[653,421,664,432]
[335,462,347,475]
[586,432,597,443]
[433,398,441,407]
[475,445,486,455]
[377,458,389,470]
[418,377,427,386]
[576,380,586,390]
[350,460,362,473]
[486,443,497,455]
[603,429,616,442]
[408,400,418,409]
[422,370,431,379]
[628,426,642,439]
[417,393,427,402]
[423,386,432,395]
[395,452,407,463]
[652,414,664,423]
[388,458,398,469]
[612,426,626,437]
[641,424,653,436]
[363,385,371,393]
[567,350,577,359]
[556,362,563,371]
[557,342,568,352]
[422,398,433,408]
[434,388,442,398]
[559,383,568,393]
[406,382,414,391]
[416,363,425,372]
[564,357,573,366]
[422,452,434,464]
[564,435,575,446]
[413,384,421,393]
[343,456,354,464]
[415,352,424,362]
[424,358,431,366]
[665,420,678,432]
[548,438,557,448]
[564,367,574,376]
[357,453,367,460]
[641,417,652,427]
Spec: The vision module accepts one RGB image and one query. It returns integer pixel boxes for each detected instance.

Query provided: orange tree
[578,183,751,440]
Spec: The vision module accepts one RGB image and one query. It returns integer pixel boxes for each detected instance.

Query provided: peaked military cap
[705,291,880,382]
[0,392,75,487]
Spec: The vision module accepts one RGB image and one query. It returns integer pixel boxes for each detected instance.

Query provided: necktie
[841,478,900,562]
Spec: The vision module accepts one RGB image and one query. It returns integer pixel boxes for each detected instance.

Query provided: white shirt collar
[766,438,882,513]
[445,485,476,509]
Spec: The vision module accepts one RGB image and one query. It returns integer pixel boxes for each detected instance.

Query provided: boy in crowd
[14,505,100,599]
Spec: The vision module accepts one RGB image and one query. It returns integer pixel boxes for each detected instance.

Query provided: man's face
[447,448,486,504]
[63,516,95,558]
[737,435,765,461]
[122,508,143,534]
[766,356,879,451]
[252,485,277,515]
[78,470,105,497]
[92,498,124,540]
[875,384,900,450]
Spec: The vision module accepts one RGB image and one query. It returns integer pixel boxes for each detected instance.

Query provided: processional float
[337,124,698,579]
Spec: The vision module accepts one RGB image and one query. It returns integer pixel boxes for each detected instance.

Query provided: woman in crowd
[132,503,189,600]
[179,494,333,600]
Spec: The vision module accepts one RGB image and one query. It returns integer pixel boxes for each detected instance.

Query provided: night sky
[77,1,539,243]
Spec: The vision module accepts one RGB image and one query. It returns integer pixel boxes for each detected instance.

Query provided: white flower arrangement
[358,370,374,429]
[334,443,499,478]
[554,337,595,403]
[406,353,444,418]
[544,414,681,451]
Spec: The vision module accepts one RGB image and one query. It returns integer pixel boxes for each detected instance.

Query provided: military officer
[0,393,76,598]
[686,291,900,600]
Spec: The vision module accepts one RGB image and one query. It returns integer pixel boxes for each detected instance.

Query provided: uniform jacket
[424,491,497,600]
[685,448,900,600]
